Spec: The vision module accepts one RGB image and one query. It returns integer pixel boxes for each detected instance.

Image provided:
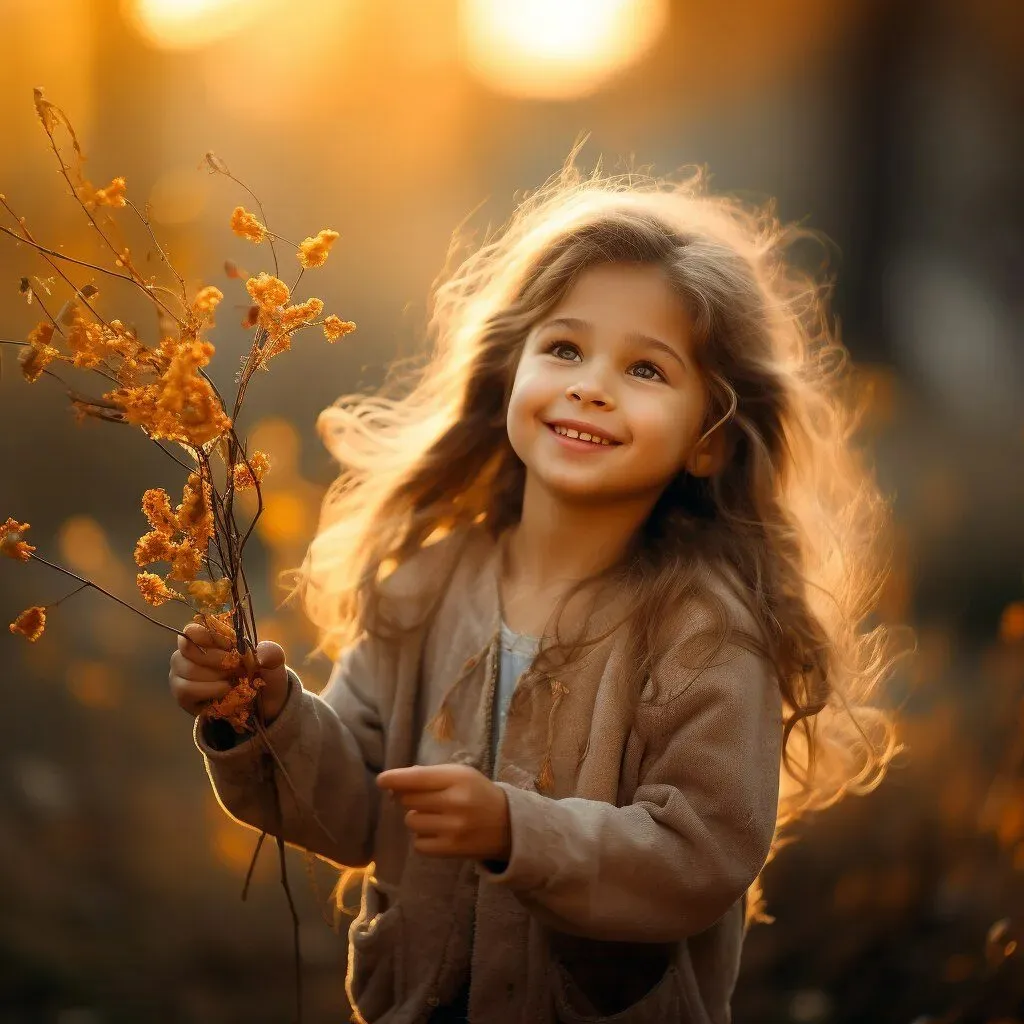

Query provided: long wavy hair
[286,154,907,924]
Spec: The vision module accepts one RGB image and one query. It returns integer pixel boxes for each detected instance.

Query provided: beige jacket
[196,524,783,1024]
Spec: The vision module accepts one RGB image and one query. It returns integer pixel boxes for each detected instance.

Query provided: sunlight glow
[123,0,270,51]
[458,0,669,100]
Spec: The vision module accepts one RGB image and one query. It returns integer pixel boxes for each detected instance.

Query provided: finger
[183,619,233,651]
[398,792,450,813]
[175,680,233,714]
[404,810,451,834]
[170,649,233,682]
[412,836,456,857]
[181,679,234,704]
[377,765,455,793]
[176,634,237,670]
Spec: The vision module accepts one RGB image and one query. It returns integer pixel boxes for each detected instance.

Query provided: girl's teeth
[553,425,612,445]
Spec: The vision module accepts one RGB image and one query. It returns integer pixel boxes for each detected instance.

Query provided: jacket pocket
[550,961,685,1023]
[346,875,404,1023]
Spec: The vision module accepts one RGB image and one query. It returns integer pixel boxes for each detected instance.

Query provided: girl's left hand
[376,763,511,861]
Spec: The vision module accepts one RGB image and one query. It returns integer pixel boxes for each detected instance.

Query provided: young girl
[170,161,900,1024]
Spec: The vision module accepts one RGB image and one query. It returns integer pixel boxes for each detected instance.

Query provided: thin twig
[241,830,267,901]
[27,551,200,648]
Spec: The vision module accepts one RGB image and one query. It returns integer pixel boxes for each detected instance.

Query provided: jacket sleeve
[194,631,388,869]
[476,640,783,943]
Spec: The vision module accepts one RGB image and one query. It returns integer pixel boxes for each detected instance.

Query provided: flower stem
[28,551,199,648]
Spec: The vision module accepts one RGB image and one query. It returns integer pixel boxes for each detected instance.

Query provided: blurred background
[1,0,1022,1021]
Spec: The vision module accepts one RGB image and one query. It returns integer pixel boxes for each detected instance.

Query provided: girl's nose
[565,383,612,408]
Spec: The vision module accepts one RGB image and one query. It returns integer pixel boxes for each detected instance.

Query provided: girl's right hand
[169,621,292,724]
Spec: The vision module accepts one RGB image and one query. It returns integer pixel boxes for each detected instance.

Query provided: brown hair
[287,154,907,924]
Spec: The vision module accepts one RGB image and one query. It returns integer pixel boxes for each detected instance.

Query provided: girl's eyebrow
[539,316,686,371]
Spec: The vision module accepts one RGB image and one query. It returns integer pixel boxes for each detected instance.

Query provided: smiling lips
[546,421,623,449]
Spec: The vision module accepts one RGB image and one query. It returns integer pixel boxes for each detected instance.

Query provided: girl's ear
[685,423,729,478]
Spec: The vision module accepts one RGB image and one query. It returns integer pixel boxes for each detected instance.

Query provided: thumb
[255,640,287,681]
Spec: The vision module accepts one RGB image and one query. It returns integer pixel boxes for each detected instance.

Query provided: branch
[27,551,201,649]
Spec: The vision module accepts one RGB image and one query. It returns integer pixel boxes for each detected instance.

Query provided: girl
[170,160,901,1024]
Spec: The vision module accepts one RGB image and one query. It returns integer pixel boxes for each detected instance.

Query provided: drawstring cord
[426,631,571,794]
[536,678,569,793]
[426,635,495,742]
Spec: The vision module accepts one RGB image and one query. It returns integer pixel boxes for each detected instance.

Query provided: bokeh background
[1,1,1022,1021]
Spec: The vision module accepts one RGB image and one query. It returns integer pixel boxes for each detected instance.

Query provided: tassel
[425,636,494,745]
[536,753,555,794]
[427,699,455,742]
[535,679,569,793]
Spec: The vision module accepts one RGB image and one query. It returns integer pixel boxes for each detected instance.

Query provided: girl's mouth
[546,422,622,452]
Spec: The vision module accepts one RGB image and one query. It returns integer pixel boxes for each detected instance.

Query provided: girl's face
[507,261,715,506]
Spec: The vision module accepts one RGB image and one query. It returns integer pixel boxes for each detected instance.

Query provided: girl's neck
[504,475,651,592]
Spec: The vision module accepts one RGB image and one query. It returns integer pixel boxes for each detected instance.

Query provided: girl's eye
[630,361,663,382]
[544,341,666,383]
[548,341,579,361]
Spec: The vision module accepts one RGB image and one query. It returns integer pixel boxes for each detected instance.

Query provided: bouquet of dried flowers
[1,88,355,1019]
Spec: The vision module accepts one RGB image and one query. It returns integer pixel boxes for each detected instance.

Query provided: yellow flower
[136,572,178,607]
[230,206,267,244]
[142,488,178,537]
[206,673,265,732]
[19,343,60,383]
[10,605,46,642]
[134,530,175,567]
[1,518,35,562]
[245,273,289,310]
[176,473,214,549]
[297,229,339,269]
[323,315,357,342]
[232,450,271,490]
[193,610,237,648]
[76,177,128,212]
[192,285,224,316]
[108,339,232,447]
[168,538,203,582]
[279,297,324,331]
[93,176,127,208]
[187,578,232,610]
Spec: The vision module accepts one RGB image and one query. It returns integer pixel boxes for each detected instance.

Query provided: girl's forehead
[540,262,693,351]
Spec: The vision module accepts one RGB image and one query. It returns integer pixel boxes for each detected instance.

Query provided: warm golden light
[458,0,669,100]
[122,0,270,51]
[148,166,211,226]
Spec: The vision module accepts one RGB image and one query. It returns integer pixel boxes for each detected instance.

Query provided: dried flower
[177,473,214,549]
[141,488,178,537]
[20,341,61,382]
[168,538,204,582]
[93,177,127,208]
[192,285,224,317]
[107,339,232,446]
[230,206,267,244]
[187,578,232,610]
[206,673,265,731]
[194,610,237,649]
[279,297,324,332]
[297,229,339,269]
[232,449,271,490]
[323,315,357,342]
[76,176,127,212]
[136,571,178,607]
[246,272,289,310]
[1,518,35,562]
[134,529,175,567]
[18,321,63,382]
[9,605,46,642]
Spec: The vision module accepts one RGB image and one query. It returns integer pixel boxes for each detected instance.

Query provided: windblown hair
[286,153,906,924]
